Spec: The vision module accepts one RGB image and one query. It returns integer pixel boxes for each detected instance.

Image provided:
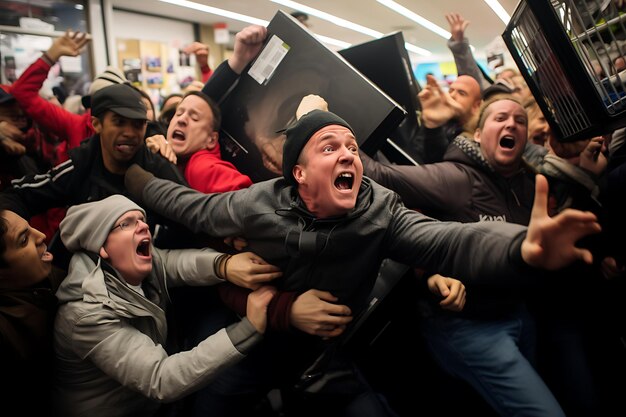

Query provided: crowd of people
[0,8,625,417]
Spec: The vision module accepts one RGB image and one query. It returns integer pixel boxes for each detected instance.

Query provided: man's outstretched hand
[522,174,601,270]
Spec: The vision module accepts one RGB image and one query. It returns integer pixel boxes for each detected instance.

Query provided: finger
[531,174,549,219]
[247,261,282,274]
[319,326,346,338]
[324,302,352,317]
[436,280,450,297]
[249,271,283,283]
[323,315,353,326]
[556,209,599,225]
[575,248,594,264]
[309,289,339,302]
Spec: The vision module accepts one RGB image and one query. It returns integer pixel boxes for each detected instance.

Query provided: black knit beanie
[282,110,354,185]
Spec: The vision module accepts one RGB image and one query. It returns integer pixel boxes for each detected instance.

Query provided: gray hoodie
[53,195,261,417]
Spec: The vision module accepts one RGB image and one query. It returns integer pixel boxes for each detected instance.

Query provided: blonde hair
[476,95,523,130]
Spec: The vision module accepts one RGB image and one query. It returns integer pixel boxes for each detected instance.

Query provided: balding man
[417,74,482,163]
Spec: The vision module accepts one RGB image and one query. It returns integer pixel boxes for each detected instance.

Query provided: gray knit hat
[82,66,128,108]
[282,110,354,185]
[60,195,145,253]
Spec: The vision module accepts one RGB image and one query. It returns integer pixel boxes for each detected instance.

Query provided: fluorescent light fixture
[377,0,450,39]
[483,0,511,24]
[315,35,351,49]
[271,0,382,38]
[404,43,431,56]
[271,0,430,56]
[159,0,269,26]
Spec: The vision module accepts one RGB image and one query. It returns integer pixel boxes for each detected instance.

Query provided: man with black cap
[124,107,599,416]
[0,83,186,254]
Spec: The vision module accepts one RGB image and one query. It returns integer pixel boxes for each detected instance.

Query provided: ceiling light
[271,0,383,38]
[315,35,351,49]
[404,43,431,56]
[376,0,450,39]
[159,0,269,26]
[483,0,511,24]
[271,0,431,56]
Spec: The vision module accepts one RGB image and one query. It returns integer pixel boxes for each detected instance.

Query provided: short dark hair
[0,211,9,268]
[182,91,222,131]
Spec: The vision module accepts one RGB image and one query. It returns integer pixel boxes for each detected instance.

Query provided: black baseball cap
[91,84,147,120]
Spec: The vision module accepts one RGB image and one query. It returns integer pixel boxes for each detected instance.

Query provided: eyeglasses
[111,217,145,232]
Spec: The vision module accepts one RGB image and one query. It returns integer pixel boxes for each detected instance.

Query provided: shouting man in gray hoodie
[52,194,277,417]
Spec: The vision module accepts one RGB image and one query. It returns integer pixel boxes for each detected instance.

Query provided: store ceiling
[109,0,520,61]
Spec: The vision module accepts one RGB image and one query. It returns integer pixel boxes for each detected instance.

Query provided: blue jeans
[421,304,565,417]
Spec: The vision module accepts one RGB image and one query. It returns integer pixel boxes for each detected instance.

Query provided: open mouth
[116,143,137,153]
[334,172,354,191]
[171,130,185,141]
[532,132,547,144]
[136,238,151,257]
[499,136,516,149]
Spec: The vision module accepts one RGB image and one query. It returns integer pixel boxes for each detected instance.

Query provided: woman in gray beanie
[53,194,278,417]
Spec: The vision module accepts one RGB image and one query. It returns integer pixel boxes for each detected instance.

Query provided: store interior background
[0,0,518,113]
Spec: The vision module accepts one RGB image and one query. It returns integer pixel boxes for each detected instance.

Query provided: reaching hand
[146,135,178,165]
[445,13,470,42]
[418,75,464,128]
[0,120,26,142]
[225,252,282,290]
[228,25,268,74]
[427,274,466,312]
[522,174,601,269]
[296,94,328,120]
[0,137,26,155]
[145,134,177,164]
[246,285,277,334]
[578,136,607,176]
[289,289,353,338]
[47,29,91,62]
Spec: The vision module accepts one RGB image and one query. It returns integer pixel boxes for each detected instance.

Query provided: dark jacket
[0,135,188,255]
[134,172,533,317]
[0,134,185,220]
[0,267,65,415]
[362,136,538,316]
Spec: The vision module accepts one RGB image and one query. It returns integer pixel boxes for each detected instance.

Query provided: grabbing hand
[225,252,282,290]
[427,274,466,312]
[522,174,601,269]
[296,94,328,120]
[246,285,277,334]
[228,25,268,74]
[0,137,26,155]
[418,75,464,128]
[145,134,177,164]
[47,29,91,62]
[0,120,26,143]
[578,136,607,176]
[290,289,353,338]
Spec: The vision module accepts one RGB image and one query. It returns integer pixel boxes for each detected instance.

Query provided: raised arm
[201,25,267,103]
[10,30,91,147]
[445,13,491,91]
[521,174,601,269]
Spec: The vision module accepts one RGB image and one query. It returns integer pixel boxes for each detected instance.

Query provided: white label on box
[248,35,289,85]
